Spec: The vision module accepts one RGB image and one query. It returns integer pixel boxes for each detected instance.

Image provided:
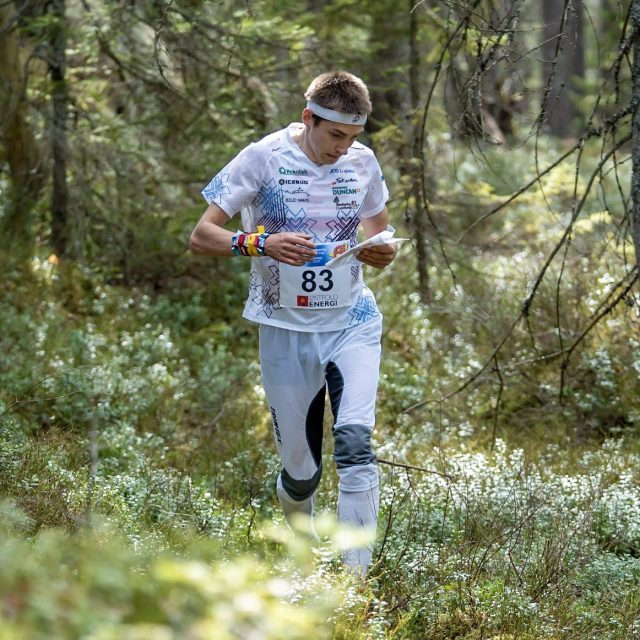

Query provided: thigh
[259,325,326,477]
[325,317,382,429]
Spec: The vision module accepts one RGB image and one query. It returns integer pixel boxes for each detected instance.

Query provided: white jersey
[201,123,389,332]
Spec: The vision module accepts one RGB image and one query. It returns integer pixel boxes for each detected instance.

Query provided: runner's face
[302,109,364,164]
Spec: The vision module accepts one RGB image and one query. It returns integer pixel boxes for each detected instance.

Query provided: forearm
[189,203,236,256]
[189,203,317,264]
[361,208,389,238]
[189,221,235,256]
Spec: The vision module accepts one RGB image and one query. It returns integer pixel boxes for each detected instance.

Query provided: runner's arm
[189,203,317,265]
[189,203,236,256]
[358,207,396,269]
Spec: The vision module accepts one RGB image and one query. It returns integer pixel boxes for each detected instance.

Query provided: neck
[293,128,322,165]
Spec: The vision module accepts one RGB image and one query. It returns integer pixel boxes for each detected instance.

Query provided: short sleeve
[360,153,390,218]
[201,143,264,217]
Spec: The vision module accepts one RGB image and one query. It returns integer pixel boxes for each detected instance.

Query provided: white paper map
[326,225,409,267]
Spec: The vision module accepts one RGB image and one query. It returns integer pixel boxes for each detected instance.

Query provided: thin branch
[415,0,484,282]
[404,135,634,417]
[523,132,631,318]
[458,107,633,241]
[490,354,504,451]
[562,268,638,367]
[377,457,454,480]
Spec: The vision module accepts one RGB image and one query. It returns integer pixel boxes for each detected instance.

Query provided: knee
[333,423,376,469]
[279,463,323,501]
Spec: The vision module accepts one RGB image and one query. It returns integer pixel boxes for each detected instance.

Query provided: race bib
[279,241,352,309]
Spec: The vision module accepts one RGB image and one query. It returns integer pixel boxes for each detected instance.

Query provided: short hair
[304,71,372,116]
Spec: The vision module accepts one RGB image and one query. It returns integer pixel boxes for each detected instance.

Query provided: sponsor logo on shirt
[280,178,309,185]
[284,188,310,197]
[332,178,358,184]
[333,197,359,210]
[279,167,309,176]
[330,168,356,174]
[332,186,360,195]
[297,294,339,308]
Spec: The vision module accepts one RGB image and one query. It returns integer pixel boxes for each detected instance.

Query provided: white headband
[306,100,367,125]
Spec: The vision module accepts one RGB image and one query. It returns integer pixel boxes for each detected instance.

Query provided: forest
[1,0,640,638]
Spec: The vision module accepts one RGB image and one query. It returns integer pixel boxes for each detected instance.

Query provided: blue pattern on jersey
[325,202,362,284]
[202,172,231,204]
[253,179,289,232]
[348,294,379,326]
[254,178,320,239]
[285,206,319,239]
[325,206,360,244]
[249,264,280,318]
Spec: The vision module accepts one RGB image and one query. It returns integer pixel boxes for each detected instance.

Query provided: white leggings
[259,318,382,575]
[259,317,382,496]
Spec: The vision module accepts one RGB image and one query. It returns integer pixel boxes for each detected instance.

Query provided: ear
[301,107,314,127]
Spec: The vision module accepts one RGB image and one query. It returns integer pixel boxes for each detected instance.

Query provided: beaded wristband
[231,226,270,257]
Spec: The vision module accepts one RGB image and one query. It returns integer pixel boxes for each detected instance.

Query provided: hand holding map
[326,225,408,267]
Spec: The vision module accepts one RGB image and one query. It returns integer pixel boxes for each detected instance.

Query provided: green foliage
[3,255,640,637]
[373,131,639,448]
[3,121,640,636]
[0,504,352,640]
[367,439,640,639]
[0,260,267,541]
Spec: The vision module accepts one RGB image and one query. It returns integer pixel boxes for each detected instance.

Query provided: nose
[336,145,348,155]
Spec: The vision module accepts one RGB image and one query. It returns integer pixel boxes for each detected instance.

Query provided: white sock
[337,484,380,577]
[276,474,317,538]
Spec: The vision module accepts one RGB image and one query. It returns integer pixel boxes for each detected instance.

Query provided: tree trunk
[0,2,46,261]
[49,0,72,259]
[408,0,430,303]
[631,0,640,276]
[482,1,526,143]
[367,3,408,131]
[542,0,585,137]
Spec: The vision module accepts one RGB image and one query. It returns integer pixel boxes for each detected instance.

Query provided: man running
[190,70,396,576]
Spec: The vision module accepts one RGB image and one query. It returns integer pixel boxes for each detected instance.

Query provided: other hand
[357,243,397,268]
[264,233,317,266]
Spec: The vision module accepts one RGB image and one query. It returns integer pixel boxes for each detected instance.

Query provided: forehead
[319,120,365,136]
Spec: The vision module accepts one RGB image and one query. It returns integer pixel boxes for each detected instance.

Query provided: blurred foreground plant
[0,503,375,640]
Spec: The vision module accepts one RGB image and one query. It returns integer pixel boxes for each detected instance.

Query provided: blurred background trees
[2,0,637,273]
[1,0,638,430]
[1,0,639,430]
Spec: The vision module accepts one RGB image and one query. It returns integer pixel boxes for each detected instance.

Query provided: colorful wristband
[231,226,270,257]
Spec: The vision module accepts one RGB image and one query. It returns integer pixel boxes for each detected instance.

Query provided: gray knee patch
[280,463,323,501]
[333,424,376,468]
